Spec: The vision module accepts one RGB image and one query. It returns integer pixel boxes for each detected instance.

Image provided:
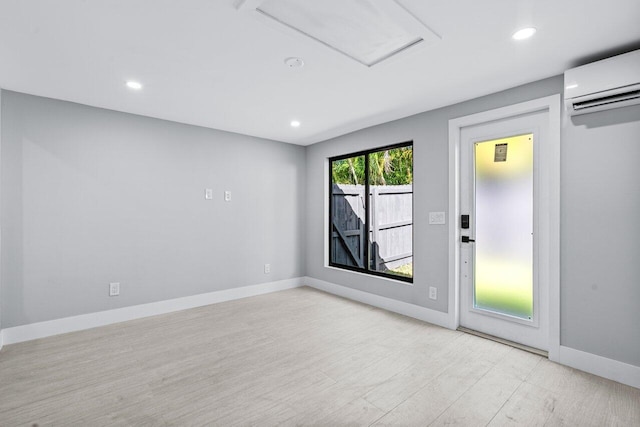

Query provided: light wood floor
[1,287,638,426]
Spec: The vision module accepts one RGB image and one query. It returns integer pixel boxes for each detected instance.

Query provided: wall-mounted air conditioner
[564,49,640,116]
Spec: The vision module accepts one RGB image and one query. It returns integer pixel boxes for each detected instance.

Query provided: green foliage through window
[332,147,413,185]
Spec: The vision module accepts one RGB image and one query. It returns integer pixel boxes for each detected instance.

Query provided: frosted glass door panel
[474,134,533,320]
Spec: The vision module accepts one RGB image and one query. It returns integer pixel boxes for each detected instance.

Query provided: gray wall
[561,105,640,366]
[0,88,2,334]
[306,76,563,312]
[2,75,639,369]
[1,91,306,328]
[305,76,640,368]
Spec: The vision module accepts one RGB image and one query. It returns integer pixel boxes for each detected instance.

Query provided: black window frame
[328,141,414,283]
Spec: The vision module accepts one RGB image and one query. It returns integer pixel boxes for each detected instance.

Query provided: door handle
[461,236,475,243]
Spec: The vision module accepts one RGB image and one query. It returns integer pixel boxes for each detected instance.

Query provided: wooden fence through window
[331,184,412,273]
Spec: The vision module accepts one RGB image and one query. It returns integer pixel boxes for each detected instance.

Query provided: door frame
[447,95,561,361]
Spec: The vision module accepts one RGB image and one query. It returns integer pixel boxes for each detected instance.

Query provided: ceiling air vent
[236,0,440,67]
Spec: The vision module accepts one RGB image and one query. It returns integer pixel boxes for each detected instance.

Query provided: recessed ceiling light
[126,81,143,90]
[290,120,301,128]
[512,27,536,40]
[565,84,578,90]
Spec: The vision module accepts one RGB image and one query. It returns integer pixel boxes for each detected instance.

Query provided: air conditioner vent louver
[572,89,640,111]
[564,49,640,116]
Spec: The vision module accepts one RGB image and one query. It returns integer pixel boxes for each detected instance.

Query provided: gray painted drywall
[561,104,640,367]
[1,90,306,328]
[306,75,640,368]
[2,74,638,370]
[0,88,2,334]
[305,76,563,312]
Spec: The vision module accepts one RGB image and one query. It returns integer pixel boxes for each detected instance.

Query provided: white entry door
[459,110,549,351]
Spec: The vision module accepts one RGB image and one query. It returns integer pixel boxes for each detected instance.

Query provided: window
[329,142,413,282]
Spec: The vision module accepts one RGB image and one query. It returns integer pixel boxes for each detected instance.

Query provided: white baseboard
[1,277,304,345]
[558,345,640,389]
[4,276,638,391]
[304,276,452,329]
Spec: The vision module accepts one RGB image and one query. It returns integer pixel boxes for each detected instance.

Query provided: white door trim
[448,95,561,361]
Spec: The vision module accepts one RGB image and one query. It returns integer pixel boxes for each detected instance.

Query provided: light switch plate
[429,211,446,225]
[109,282,120,296]
[205,188,213,200]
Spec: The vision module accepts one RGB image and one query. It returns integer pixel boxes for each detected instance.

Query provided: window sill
[324,265,414,287]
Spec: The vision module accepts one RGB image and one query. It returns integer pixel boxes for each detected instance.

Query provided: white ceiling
[1,0,639,145]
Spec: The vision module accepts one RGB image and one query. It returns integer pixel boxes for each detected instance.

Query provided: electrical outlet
[429,286,437,300]
[224,190,231,202]
[205,188,213,200]
[264,263,270,274]
[109,282,120,297]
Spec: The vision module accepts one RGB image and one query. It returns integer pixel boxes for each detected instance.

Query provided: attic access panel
[252,0,439,67]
